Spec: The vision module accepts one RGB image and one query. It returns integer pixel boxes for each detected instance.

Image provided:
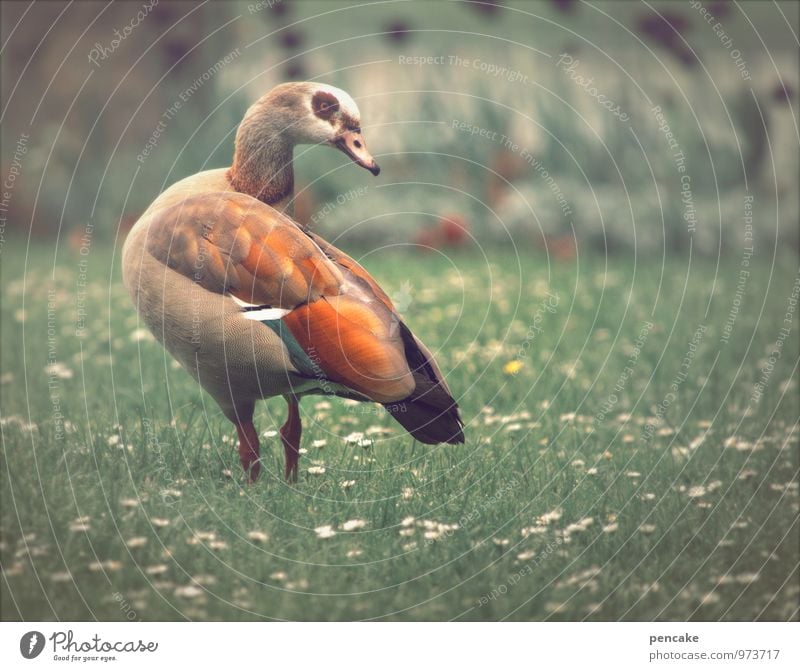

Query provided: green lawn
[1,239,798,621]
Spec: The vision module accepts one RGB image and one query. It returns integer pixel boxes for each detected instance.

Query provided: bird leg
[281,396,302,482]
[235,420,261,483]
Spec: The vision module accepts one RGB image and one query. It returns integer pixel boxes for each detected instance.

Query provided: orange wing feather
[308,232,395,311]
[284,293,414,403]
[142,190,416,401]
[144,191,342,307]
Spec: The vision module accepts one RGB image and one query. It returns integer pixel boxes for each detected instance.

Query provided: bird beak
[333,129,380,176]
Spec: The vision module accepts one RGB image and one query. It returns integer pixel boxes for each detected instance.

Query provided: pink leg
[281,396,302,482]
[236,421,261,483]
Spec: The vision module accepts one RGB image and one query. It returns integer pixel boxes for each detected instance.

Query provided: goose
[122,82,464,482]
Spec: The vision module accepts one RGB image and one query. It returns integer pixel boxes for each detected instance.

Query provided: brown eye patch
[312,91,340,120]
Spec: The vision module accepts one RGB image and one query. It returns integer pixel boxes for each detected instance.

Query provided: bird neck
[228,132,295,208]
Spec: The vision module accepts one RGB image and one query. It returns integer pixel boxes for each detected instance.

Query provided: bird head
[238,82,380,176]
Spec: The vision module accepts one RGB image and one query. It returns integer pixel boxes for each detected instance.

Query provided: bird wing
[141,191,414,402]
[307,231,396,311]
[144,191,342,307]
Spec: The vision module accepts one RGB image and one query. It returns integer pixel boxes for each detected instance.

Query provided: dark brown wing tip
[385,395,464,445]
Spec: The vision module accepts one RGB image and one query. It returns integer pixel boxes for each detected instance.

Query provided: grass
[1,238,798,621]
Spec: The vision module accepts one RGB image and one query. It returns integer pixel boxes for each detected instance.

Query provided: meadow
[1,238,797,621]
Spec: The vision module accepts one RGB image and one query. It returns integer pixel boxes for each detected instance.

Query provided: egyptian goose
[122,82,464,482]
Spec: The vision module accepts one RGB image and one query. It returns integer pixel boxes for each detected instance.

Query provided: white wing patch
[230,295,291,321]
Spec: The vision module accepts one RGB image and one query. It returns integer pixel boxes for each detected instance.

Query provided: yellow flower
[503,360,524,375]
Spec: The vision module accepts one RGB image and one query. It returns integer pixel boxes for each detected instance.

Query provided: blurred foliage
[1,0,797,254]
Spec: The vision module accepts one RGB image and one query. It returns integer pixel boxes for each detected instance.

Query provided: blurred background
[2,1,799,624]
[1,0,798,255]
